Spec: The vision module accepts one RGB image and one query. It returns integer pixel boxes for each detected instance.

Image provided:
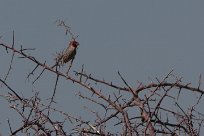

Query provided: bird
[52,40,79,68]
[62,40,79,64]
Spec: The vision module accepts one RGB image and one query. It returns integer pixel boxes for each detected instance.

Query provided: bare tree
[0,25,204,135]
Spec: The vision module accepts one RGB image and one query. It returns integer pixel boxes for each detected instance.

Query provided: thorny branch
[56,19,78,40]
[0,33,204,135]
[1,31,15,85]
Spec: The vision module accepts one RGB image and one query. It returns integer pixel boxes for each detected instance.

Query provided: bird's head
[70,40,79,48]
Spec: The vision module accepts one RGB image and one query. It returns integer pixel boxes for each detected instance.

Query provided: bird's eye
[71,41,79,48]
[74,41,79,46]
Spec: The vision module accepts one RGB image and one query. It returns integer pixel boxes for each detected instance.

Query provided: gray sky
[0,1,204,135]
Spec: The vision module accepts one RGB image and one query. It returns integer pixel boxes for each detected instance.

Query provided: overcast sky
[0,1,204,135]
